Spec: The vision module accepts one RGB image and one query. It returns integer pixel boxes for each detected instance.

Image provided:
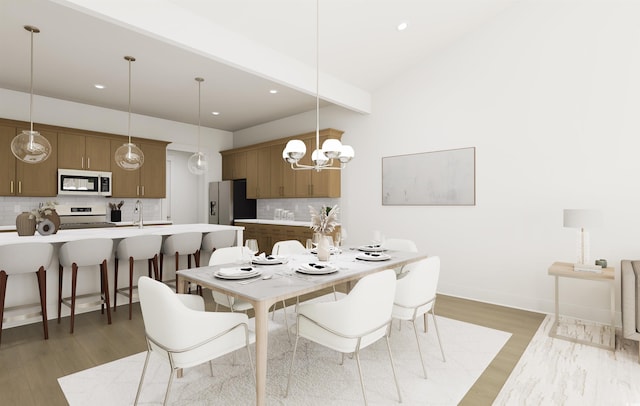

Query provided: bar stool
[199,230,237,265]
[0,242,53,345]
[58,238,114,334]
[114,234,162,319]
[160,232,202,292]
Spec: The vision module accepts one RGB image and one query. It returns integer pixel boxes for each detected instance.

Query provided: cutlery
[238,274,272,285]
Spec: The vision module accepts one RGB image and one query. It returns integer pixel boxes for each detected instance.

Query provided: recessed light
[397,21,409,31]
[94,84,105,89]
[269,89,278,94]
[211,111,220,116]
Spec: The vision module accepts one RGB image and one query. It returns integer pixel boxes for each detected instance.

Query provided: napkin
[218,267,254,276]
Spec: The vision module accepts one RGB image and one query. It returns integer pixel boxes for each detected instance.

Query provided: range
[56,204,116,229]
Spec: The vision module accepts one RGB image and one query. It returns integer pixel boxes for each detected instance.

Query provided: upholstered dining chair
[383,238,418,275]
[286,269,402,405]
[271,239,305,255]
[199,230,237,265]
[391,256,445,379]
[0,242,53,345]
[134,276,255,406]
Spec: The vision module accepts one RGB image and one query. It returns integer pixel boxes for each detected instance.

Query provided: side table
[548,261,615,350]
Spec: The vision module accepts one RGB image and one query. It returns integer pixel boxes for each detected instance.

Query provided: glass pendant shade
[188,151,208,175]
[12,130,51,163]
[283,139,306,162]
[338,144,355,163]
[13,25,51,164]
[311,148,328,166]
[115,55,144,171]
[321,138,342,159]
[114,142,144,171]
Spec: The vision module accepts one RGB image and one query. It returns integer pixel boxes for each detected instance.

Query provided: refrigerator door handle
[210,201,216,216]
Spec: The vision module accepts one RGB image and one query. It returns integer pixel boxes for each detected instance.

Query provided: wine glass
[306,238,314,251]
[245,239,259,263]
[334,231,342,249]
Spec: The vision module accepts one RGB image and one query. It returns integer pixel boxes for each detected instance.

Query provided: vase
[316,234,331,262]
[43,209,60,234]
[15,212,36,236]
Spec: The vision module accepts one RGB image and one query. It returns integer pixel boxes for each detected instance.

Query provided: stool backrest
[0,243,54,275]
[117,234,162,260]
[163,232,202,255]
[201,230,236,252]
[59,239,113,267]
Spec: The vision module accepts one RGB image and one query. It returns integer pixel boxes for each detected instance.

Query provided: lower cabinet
[235,221,340,254]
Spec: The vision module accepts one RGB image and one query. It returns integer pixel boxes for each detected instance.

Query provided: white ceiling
[0,0,516,132]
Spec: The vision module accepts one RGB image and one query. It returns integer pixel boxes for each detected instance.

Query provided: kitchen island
[0,223,243,329]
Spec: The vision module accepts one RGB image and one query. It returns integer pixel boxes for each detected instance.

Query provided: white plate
[252,256,284,265]
[358,244,387,252]
[297,262,339,275]
[356,252,391,261]
[214,267,262,280]
[309,247,342,255]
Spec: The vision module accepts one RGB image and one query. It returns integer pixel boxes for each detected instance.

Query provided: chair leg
[285,334,301,397]
[134,350,152,405]
[163,369,176,406]
[128,257,134,320]
[281,300,291,342]
[58,264,63,323]
[0,271,7,345]
[384,335,403,403]
[101,260,112,325]
[36,266,48,340]
[113,257,119,311]
[412,319,428,379]
[430,308,446,362]
[70,264,78,334]
[354,350,369,406]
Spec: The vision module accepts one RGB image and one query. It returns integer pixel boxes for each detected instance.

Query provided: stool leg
[113,257,119,311]
[159,253,164,281]
[152,254,159,280]
[70,263,78,334]
[129,257,134,320]
[174,251,180,293]
[147,258,152,278]
[0,271,7,345]
[195,250,200,267]
[101,260,112,325]
[36,266,48,340]
[58,264,63,323]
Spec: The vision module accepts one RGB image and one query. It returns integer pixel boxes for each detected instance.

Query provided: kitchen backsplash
[257,198,340,222]
[0,196,163,226]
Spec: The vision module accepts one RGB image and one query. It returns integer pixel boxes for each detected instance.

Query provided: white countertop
[0,223,243,245]
[234,219,313,227]
[0,220,173,233]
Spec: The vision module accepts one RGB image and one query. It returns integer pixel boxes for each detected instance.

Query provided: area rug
[59,299,511,405]
[494,315,640,405]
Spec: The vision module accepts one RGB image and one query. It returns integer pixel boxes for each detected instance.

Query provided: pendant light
[11,25,52,164]
[282,0,354,171]
[187,77,208,175]
[114,56,144,171]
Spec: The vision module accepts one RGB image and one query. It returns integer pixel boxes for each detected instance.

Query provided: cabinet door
[110,139,139,197]
[139,142,166,198]
[222,154,233,180]
[233,151,247,179]
[294,138,315,197]
[256,147,271,198]
[85,136,111,171]
[58,132,85,169]
[15,127,58,197]
[0,125,17,196]
[246,149,258,198]
[270,143,295,197]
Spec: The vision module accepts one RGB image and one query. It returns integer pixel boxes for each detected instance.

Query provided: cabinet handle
[81,157,84,169]
[18,181,22,194]
[87,157,91,169]
[141,186,145,196]
[10,180,14,194]
[137,185,140,196]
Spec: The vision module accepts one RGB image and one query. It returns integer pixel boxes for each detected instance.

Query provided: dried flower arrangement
[29,201,57,222]
[309,204,339,234]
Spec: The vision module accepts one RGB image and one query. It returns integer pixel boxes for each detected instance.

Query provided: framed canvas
[382,147,476,206]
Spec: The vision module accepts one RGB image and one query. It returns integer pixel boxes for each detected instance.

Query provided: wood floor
[0,290,544,406]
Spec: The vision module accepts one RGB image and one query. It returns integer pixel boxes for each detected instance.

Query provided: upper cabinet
[58,132,111,171]
[110,139,167,198]
[221,128,343,199]
[0,123,58,197]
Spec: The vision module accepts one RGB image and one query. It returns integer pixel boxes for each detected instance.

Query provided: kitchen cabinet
[246,147,271,198]
[221,151,247,180]
[58,132,111,171]
[0,124,58,197]
[235,221,340,254]
[293,134,341,198]
[110,139,167,198]
[270,142,295,197]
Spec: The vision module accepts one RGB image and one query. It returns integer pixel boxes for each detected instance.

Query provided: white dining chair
[392,256,445,379]
[271,239,305,255]
[384,238,418,275]
[134,276,255,406]
[199,230,237,265]
[286,269,402,405]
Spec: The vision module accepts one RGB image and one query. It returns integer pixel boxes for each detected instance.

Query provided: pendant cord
[29,28,34,133]
[127,58,132,144]
[197,78,202,151]
[315,0,320,154]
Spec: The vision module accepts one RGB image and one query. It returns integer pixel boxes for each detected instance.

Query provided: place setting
[251,252,287,265]
[212,266,262,280]
[296,261,339,275]
[356,251,392,261]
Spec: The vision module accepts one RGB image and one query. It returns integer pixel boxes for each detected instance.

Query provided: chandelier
[282,0,354,171]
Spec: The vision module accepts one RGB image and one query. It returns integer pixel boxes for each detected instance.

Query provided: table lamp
[563,209,603,271]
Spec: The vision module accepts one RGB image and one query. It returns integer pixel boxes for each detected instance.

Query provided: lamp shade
[187,151,208,175]
[563,209,603,229]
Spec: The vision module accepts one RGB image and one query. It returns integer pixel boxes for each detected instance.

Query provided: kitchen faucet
[133,200,143,228]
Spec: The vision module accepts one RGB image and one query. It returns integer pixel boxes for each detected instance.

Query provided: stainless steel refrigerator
[208,180,256,225]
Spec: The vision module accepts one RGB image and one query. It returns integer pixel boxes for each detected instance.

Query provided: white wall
[234,1,640,324]
[0,88,233,223]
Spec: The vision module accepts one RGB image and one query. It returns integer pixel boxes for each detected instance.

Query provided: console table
[548,261,615,350]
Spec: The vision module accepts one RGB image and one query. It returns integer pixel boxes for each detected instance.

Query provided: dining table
[176,246,428,406]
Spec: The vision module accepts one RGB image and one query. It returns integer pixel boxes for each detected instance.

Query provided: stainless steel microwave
[57,169,112,196]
